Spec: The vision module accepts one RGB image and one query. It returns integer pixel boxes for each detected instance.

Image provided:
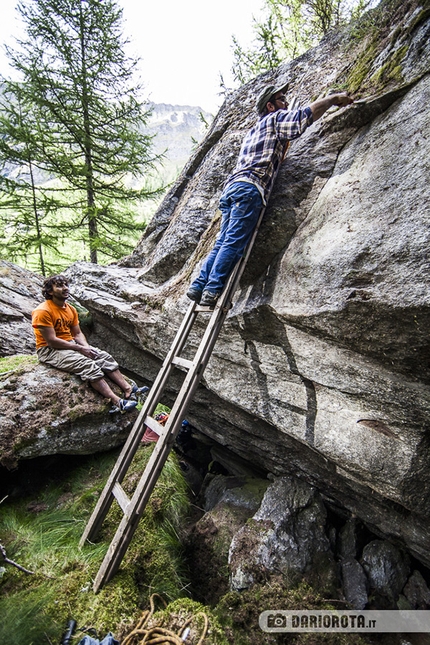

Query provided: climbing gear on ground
[77,633,119,645]
[154,412,169,423]
[141,413,168,443]
[140,429,158,444]
[60,619,77,645]
[186,286,202,303]
[200,290,220,308]
[109,398,138,414]
[176,420,192,448]
[121,594,208,645]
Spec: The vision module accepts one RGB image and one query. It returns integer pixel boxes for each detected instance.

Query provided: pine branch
[0,543,35,575]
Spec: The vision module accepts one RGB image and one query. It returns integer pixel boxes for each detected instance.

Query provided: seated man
[32,274,147,414]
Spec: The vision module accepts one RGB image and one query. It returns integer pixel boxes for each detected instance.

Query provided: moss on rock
[0,354,38,375]
[341,0,424,97]
[215,581,370,645]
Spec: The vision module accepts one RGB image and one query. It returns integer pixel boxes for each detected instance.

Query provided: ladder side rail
[80,304,201,545]
[94,400,206,591]
[80,365,188,545]
[93,426,179,590]
[80,385,164,545]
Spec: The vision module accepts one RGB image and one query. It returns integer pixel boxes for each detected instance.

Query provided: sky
[0,0,265,115]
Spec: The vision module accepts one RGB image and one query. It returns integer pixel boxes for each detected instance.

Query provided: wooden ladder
[80,124,296,591]
[79,203,266,592]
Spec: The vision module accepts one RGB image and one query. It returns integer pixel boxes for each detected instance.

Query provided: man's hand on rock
[331,93,354,107]
[310,92,354,121]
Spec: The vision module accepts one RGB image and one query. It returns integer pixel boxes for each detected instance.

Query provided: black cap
[256,82,289,114]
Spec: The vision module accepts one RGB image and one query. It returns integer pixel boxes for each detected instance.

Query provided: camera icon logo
[267,613,287,629]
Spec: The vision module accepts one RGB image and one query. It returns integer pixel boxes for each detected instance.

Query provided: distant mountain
[144,103,214,185]
[0,96,214,188]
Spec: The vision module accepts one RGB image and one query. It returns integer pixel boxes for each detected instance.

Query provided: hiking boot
[109,398,138,414]
[200,290,220,308]
[186,286,202,303]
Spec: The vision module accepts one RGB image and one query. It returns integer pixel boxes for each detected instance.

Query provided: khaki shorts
[37,344,119,382]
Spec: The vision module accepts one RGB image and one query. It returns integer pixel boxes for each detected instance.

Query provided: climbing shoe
[127,382,150,401]
[186,286,202,303]
[200,290,220,308]
[109,398,138,414]
[119,398,138,413]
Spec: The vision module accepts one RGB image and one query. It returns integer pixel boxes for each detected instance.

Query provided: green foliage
[0,448,191,644]
[0,84,74,275]
[0,0,164,268]
[0,354,38,375]
[231,0,378,84]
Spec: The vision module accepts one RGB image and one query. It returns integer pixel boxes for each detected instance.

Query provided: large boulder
[0,359,137,468]
[0,261,42,356]
[60,0,430,568]
[185,474,269,605]
[2,0,430,572]
[228,476,337,593]
[361,539,410,607]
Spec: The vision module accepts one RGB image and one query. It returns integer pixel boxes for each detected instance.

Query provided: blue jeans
[191,182,263,294]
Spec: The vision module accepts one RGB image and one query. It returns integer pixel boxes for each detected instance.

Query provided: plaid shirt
[225,107,313,204]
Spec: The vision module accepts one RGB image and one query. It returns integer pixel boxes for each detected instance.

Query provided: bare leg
[104,369,133,398]
[90,377,121,405]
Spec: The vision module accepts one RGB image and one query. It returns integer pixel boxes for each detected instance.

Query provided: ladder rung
[195,305,215,312]
[143,415,165,436]
[171,356,193,370]
[112,483,131,514]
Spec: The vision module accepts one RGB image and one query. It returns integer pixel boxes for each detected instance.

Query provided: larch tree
[0,83,72,275]
[231,0,376,84]
[2,0,162,265]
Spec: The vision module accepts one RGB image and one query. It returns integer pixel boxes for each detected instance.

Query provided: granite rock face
[228,476,337,592]
[0,360,137,468]
[361,539,410,607]
[0,261,42,357]
[2,0,430,571]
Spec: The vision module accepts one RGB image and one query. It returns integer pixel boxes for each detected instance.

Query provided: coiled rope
[121,594,209,645]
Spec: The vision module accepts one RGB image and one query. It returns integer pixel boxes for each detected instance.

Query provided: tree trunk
[29,159,46,276]
[80,2,98,265]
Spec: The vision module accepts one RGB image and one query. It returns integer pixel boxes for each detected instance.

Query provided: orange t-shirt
[32,300,79,349]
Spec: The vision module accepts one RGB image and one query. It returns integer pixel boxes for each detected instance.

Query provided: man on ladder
[187,83,354,308]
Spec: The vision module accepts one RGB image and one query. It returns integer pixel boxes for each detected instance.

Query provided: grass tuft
[0,447,191,644]
[0,354,38,375]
